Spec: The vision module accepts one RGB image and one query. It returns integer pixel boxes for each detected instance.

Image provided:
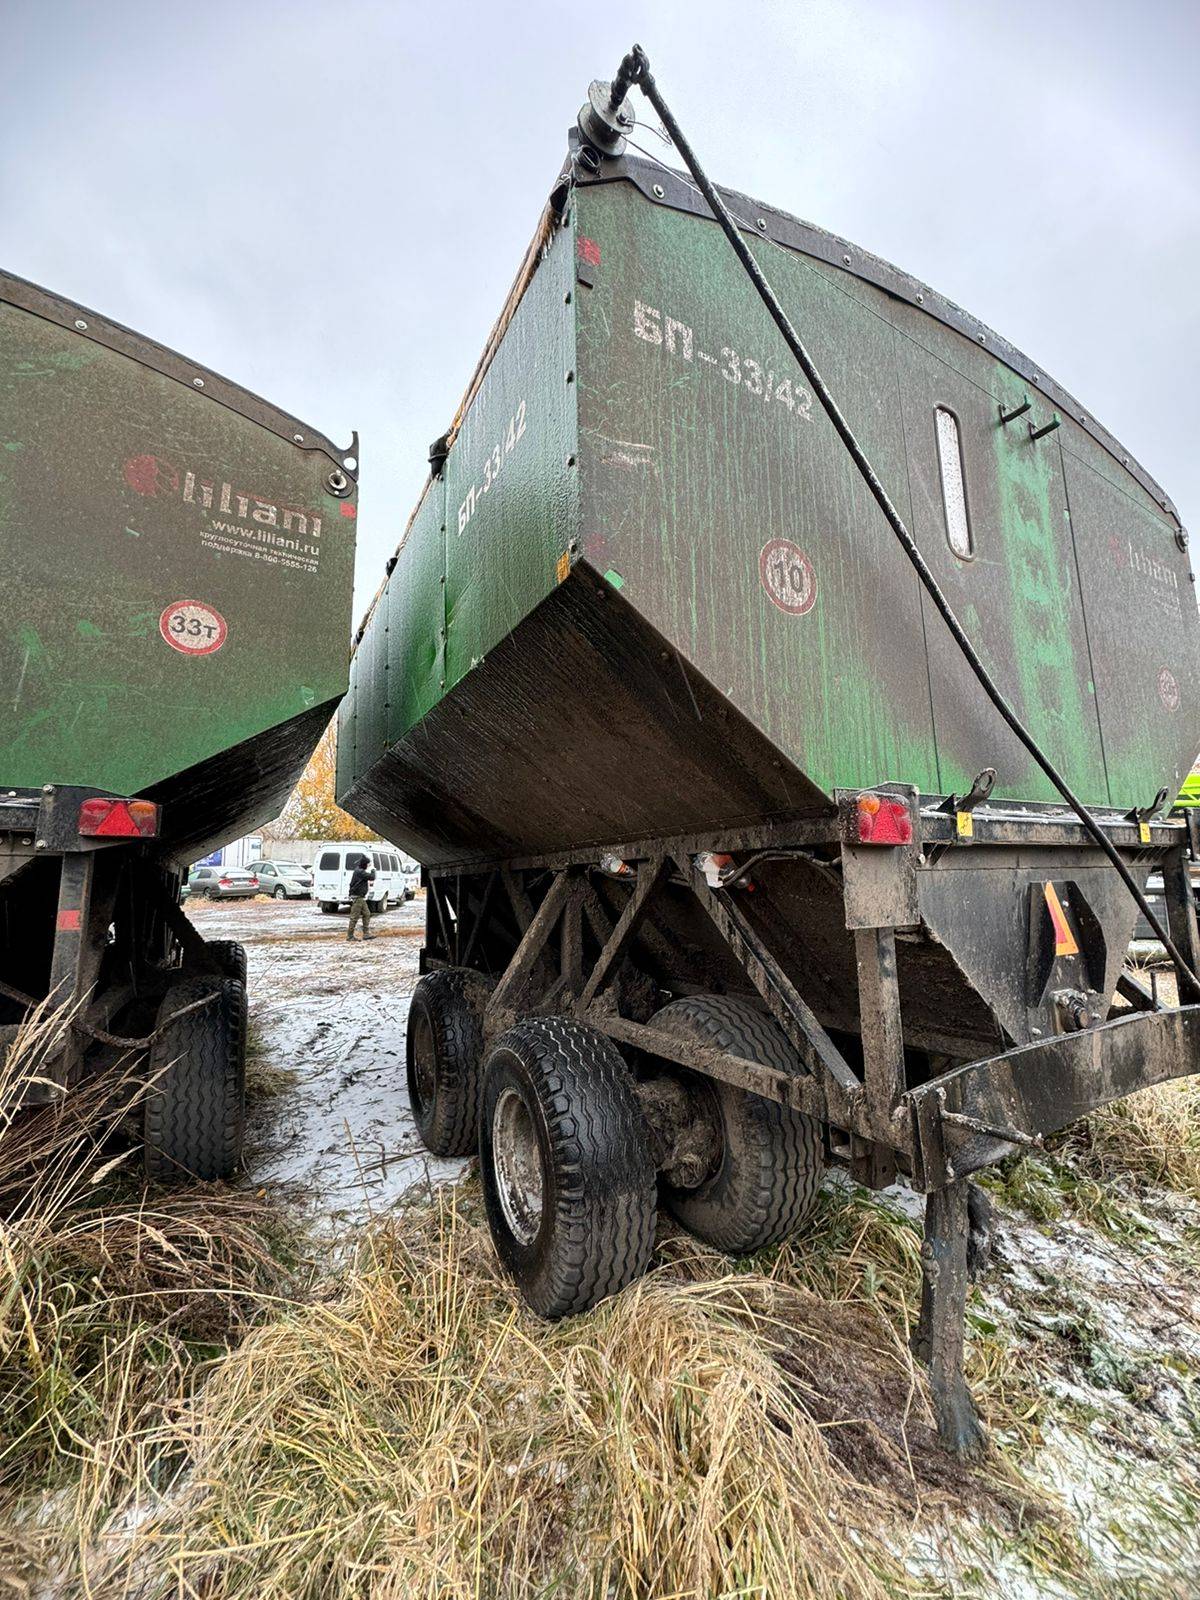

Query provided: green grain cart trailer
[338,60,1200,1455]
[1,272,357,1179]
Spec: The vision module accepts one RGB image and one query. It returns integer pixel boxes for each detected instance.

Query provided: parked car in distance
[185,865,260,900]
[312,842,405,913]
[246,859,313,899]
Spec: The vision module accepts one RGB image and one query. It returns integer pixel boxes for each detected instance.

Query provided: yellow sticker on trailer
[956,811,974,838]
[1139,821,1152,844]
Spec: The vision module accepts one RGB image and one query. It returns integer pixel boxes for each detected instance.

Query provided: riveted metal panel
[583,150,1178,526]
[354,587,389,786]
[0,293,356,800]
[573,179,940,801]
[386,484,447,745]
[442,220,578,695]
[342,156,1196,867]
[894,341,1108,804]
[1063,454,1200,808]
[335,651,359,802]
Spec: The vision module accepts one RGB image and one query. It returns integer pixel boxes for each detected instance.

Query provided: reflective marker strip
[1044,883,1079,957]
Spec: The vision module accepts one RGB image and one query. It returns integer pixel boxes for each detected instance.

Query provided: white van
[312,843,406,914]
[398,853,420,899]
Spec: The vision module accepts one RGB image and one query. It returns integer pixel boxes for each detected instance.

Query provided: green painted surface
[342,218,577,783]
[344,170,1196,834]
[1,302,356,795]
[442,225,577,693]
[574,182,938,799]
[989,372,1099,798]
[1063,452,1200,808]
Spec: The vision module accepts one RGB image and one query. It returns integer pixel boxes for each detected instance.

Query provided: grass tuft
[88,1182,1040,1600]
[1066,1079,1200,1205]
[0,1000,292,1587]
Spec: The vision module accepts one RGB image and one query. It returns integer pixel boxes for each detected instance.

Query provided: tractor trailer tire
[144,975,247,1183]
[204,939,247,988]
[406,967,488,1156]
[479,1018,656,1319]
[653,994,824,1254]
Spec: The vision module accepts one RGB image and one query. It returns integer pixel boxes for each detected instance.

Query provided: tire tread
[406,968,487,1155]
[482,1018,655,1318]
[144,976,245,1183]
[656,994,823,1253]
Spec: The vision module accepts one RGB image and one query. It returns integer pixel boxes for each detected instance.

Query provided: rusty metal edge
[0,268,358,475]
[417,799,1185,876]
[567,139,1181,529]
[906,1002,1200,1188]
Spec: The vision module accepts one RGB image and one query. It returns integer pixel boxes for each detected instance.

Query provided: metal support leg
[486,870,574,1028]
[1161,842,1200,981]
[46,851,103,1090]
[914,1181,987,1460]
[854,925,905,1134]
[575,856,666,1013]
[560,885,583,998]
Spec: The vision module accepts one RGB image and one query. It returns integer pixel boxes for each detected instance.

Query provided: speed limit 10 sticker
[159,600,228,656]
[759,538,817,616]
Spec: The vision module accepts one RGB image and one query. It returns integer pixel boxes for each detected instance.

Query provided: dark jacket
[348,860,374,899]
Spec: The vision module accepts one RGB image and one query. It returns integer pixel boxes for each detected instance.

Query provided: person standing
[346,854,375,941]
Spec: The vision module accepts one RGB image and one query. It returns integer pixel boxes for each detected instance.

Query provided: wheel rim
[492,1086,544,1247]
[275,887,286,899]
[410,1007,437,1115]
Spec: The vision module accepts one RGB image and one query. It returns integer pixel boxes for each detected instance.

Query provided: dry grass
[10,976,1200,1599]
[1066,1079,1200,1205]
[1,1003,1045,1600]
[61,1181,1051,1600]
[89,1189,923,1600]
[0,1001,291,1595]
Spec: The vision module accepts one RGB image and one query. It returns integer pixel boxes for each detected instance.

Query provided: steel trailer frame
[419,795,1200,1458]
[0,784,236,1106]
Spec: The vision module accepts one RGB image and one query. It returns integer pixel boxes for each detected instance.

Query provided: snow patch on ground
[187,896,465,1227]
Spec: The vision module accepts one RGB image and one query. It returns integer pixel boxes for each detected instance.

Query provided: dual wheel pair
[406,968,825,1318]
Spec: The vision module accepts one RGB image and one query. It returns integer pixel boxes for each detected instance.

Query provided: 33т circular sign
[759,538,817,615]
[159,600,228,655]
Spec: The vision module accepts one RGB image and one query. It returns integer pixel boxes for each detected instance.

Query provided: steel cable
[604,45,1200,1002]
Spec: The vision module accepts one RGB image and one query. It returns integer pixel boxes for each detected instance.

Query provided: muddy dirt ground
[186,893,463,1226]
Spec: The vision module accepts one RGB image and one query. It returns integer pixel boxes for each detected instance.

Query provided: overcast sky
[4,0,1197,617]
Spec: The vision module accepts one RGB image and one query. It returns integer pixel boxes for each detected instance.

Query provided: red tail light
[78,798,160,838]
[850,792,913,846]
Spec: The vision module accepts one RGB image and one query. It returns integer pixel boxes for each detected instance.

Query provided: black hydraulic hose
[605,45,1200,1002]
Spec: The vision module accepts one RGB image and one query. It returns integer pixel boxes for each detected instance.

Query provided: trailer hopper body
[340,141,1200,1454]
[1,273,357,1169]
